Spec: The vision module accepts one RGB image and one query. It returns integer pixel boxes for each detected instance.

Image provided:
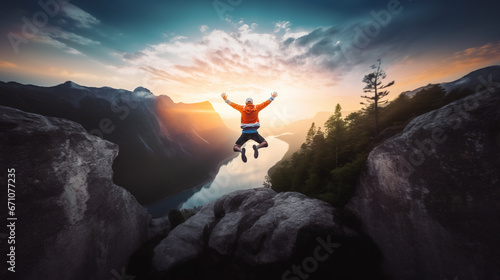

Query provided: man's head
[245,97,253,105]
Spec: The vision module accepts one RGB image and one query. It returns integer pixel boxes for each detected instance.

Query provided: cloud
[65,48,84,56]
[171,35,188,42]
[42,26,101,46]
[451,41,500,63]
[274,21,290,33]
[123,51,146,61]
[394,41,500,89]
[277,25,367,73]
[21,23,102,56]
[200,25,209,33]
[119,11,499,104]
[61,3,100,28]
[294,26,338,47]
[115,9,455,106]
[122,20,355,99]
[104,64,144,76]
[162,32,173,38]
[32,35,84,56]
[0,61,17,68]
[431,41,500,77]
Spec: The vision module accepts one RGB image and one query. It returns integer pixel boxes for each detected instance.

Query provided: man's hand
[271,92,278,98]
[221,93,228,100]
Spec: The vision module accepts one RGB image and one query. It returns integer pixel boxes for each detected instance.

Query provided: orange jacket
[226,97,274,132]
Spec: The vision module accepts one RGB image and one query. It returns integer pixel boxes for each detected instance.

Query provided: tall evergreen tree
[325,103,346,168]
[361,59,394,136]
[303,122,317,150]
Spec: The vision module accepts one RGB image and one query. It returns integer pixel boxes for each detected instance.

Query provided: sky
[1,0,500,122]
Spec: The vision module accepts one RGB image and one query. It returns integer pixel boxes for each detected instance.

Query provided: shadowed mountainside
[0,81,237,204]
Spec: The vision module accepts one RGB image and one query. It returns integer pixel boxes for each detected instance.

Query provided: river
[146,135,289,218]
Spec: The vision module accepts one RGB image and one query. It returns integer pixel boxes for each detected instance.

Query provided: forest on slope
[268,65,499,208]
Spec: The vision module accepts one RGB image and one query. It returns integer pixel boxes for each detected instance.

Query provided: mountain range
[0,81,237,204]
[1,65,498,204]
[401,65,500,97]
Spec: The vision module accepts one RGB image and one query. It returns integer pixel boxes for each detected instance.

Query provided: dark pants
[235,132,266,146]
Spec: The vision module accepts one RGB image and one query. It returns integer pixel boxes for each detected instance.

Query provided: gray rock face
[347,89,500,279]
[147,216,171,240]
[0,81,236,205]
[0,106,151,280]
[153,188,360,279]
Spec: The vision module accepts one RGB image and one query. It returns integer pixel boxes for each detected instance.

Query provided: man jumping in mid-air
[221,92,278,163]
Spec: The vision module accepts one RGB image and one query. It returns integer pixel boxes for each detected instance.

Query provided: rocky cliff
[347,88,500,279]
[0,81,236,204]
[146,188,384,280]
[0,106,151,280]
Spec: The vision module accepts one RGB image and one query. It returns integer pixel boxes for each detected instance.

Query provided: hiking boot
[253,144,259,159]
[241,148,247,163]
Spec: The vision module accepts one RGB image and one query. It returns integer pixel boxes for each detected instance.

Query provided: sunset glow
[1,0,499,122]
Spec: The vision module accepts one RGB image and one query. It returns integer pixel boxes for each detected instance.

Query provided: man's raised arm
[221,93,243,111]
[256,92,278,111]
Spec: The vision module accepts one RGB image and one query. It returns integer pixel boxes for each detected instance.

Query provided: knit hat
[245,97,253,104]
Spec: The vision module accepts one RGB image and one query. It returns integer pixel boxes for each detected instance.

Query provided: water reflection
[181,135,289,209]
[145,135,289,217]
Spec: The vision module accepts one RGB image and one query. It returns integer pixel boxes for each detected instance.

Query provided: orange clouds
[453,42,500,60]
[396,41,500,89]
[446,41,500,72]
[0,61,17,68]
[128,22,341,103]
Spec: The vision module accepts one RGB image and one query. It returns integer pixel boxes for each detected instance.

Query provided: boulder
[147,216,171,240]
[0,106,151,280]
[347,89,500,279]
[152,188,378,280]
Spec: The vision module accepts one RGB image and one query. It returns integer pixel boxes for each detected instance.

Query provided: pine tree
[303,122,317,151]
[361,59,394,136]
[325,103,346,168]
